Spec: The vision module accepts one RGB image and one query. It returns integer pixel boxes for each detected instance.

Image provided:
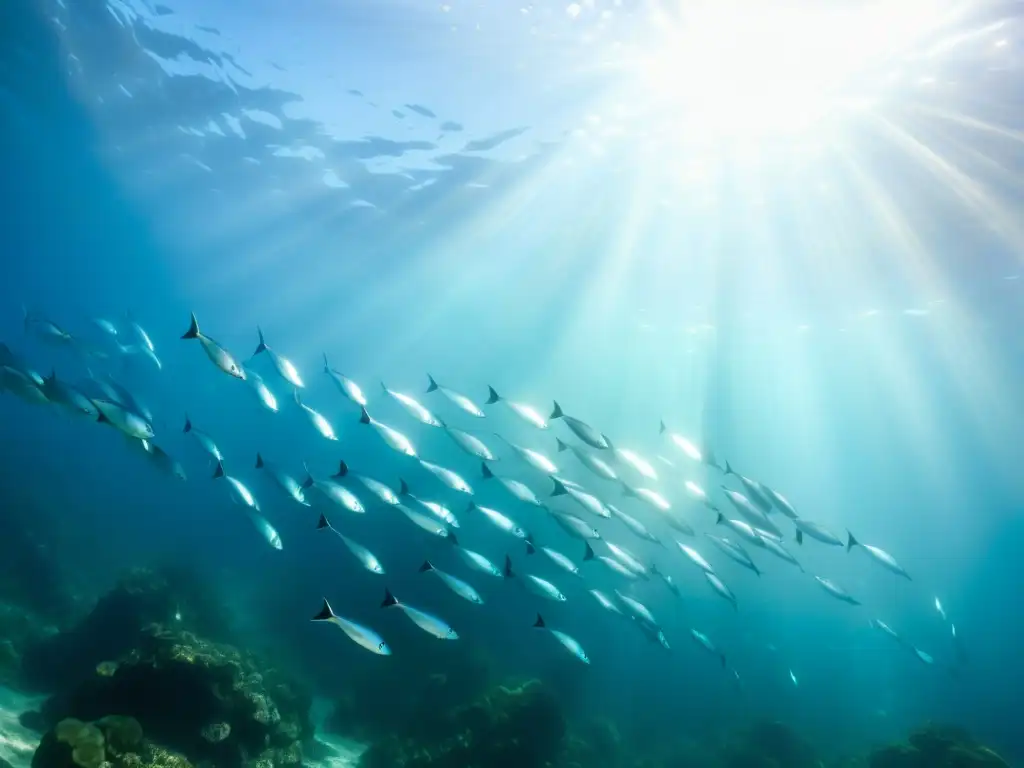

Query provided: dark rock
[868,724,1010,768]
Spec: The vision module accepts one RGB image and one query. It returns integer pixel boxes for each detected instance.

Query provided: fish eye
[377,642,385,651]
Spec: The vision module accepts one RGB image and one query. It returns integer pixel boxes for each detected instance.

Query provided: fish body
[722,488,779,535]
[183,416,224,462]
[485,386,548,429]
[302,468,365,514]
[616,591,657,626]
[395,504,450,538]
[214,462,260,511]
[1,366,48,404]
[913,648,935,665]
[419,560,483,604]
[526,541,579,576]
[449,534,502,577]
[814,576,861,606]
[333,462,399,506]
[498,435,558,474]
[444,426,495,461]
[678,542,716,574]
[690,629,727,666]
[94,398,154,439]
[98,374,153,423]
[139,440,187,481]
[763,486,799,519]
[794,519,843,547]
[246,510,282,549]
[606,504,660,544]
[40,371,96,417]
[622,482,672,512]
[589,589,623,615]
[505,556,566,601]
[704,535,761,576]
[551,510,602,540]
[847,532,911,579]
[604,542,648,577]
[758,535,803,571]
[419,459,472,494]
[704,571,737,609]
[181,313,245,379]
[243,367,278,412]
[381,383,442,426]
[871,618,904,644]
[481,463,542,506]
[723,463,773,512]
[552,477,609,518]
[550,401,608,449]
[256,453,308,506]
[323,354,367,406]
[469,502,530,541]
[317,514,384,573]
[715,514,764,547]
[604,436,657,480]
[311,599,390,655]
[661,510,696,537]
[426,375,484,417]
[595,555,640,580]
[381,588,457,639]
[934,597,947,622]
[659,422,703,461]
[23,309,74,347]
[399,480,459,527]
[252,327,304,388]
[294,390,337,441]
[533,614,589,663]
[789,670,799,686]
[359,407,416,457]
[555,438,618,481]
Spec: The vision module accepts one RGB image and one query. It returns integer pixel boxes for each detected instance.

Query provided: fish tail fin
[183,414,192,433]
[583,542,595,561]
[795,530,803,545]
[447,531,459,548]
[525,541,536,555]
[465,500,477,514]
[181,312,200,340]
[253,325,268,356]
[322,352,330,372]
[255,452,264,469]
[333,460,349,478]
[380,588,399,608]
[481,462,494,479]
[555,437,568,452]
[398,478,410,496]
[426,374,439,393]
[311,599,336,622]
[359,406,371,425]
[659,420,667,435]
[293,388,302,407]
[724,460,734,476]
[715,512,725,525]
[846,530,859,552]
[533,613,545,629]
[485,385,501,405]
[212,460,225,479]
[603,433,615,449]
[524,531,535,546]
[550,477,568,497]
[316,513,331,531]
[550,401,563,419]
[94,402,110,424]
[503,555,514,579]
[621,481,637,498]
[300,462,314,490]
[418,560,434,573]
[753,564,762,577]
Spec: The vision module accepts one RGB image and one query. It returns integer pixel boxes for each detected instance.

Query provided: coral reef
[359,678,567,768]
[31,715,192,768]
[869,723,1010,768]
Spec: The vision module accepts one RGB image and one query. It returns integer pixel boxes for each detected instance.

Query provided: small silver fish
[622,482,671,513]
[426,374,485,417]
[607,504,660,544]
[814,576,861,606]
[395,504,450,538]
[381,588,457,639]
[317,514,384,574]
[934,597,947,622]
[419,459,472,494]
[555,438,618,481]
[526,541,580,576]
[255,453,308,506]
[615,591,657,626]
[551,510,602,540]
[704,571,737,609]
[551,477,609,518]
[481,462,543,506]
[690,629,727,667]
[40,371,96,417]
[334,461,399,506]
[758,535,803,571]
[704,535,761,576]
[183,415,223,462]
[846,532,911,580]
[94,398,154,440]
[246,510,282,549]
[139,440,187,481]
[301,466,365,514]
[763,485,799,519]
[311,599,390,655]
[589,589,623,615]
[449,533,502,576]
[399,480,459,527]
[381,382,442,426]
[650,564,681,597]
[323,354,367,406]
[252,326,304,388]
[1,366,48,405]
[533,614,589,663]
[794,519,843,547]
[505,556,566,601]
[723,462,774,512]
[419,560,483,604]
[181,313,245,379]
[871,618,904,644]
[659,421,703,461]
[243,367,278,412]
[23,307,74,347]
[789,669,799,686]
[485,386,548,429]
[604,542,649,577]
[497,435,558,474]
[678,542,716,575]
[468,501,530,541]
[604,435,657,480]
[294,390,337,441]
[550,401,608,449]
[444,425,495,461]
[213,461,260,511]
[359,407,417,457]
[721,488,780,536]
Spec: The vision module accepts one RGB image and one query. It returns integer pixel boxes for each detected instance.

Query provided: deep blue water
[3,0,1024,763]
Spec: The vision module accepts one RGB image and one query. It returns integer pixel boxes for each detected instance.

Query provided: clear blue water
[3,0,1024,764]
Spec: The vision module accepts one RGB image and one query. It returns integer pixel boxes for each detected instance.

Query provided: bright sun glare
[633,0,958,140]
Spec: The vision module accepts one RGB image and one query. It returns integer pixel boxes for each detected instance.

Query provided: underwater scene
[2,0,1024,766]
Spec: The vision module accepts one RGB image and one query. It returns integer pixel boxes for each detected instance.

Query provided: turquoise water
[2,1,1024,766]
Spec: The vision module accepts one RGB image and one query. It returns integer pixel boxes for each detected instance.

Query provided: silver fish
[846,532,911,580]
[139,440,187,481]
[242,367,278,412]
[497,435,558,474]
[589,589,623,615]
[255,453,308,506]
[359,407,416,457]
[311,599,390,655]
[622,482,671,513]
[302,466,365,514]
[526,541,580,576]
[94,398,154,440]
[323,353,367,406]
[650,564,681,598]
[92,317,120,337]
[468,501,531,541]
[677,542,716,575]
[1,366,48,405]
[723,462,774,512]
[381,382,442,427]
[40,371,96,417]
[419,459,472,494]
[704,535,761,576]
[213,461,260,511]
[505,556,567,601]
[294,390,337,441]
[399,480,459,527]
[444,425,495,461]
[871,618,904,644]
[604,435,657,480]
[661,510,696,537]
[252,326,304,388]
[183,415,223,462]
[763,485,799,519]
[551,477,609,518]
[591,553,641,580]
[789,669,799,687]
[334,461,399,506]
[616,591,657,626]
[758,535,803,571]
[533,614,589,663]
[551,510,602,540]
[690,629,727,667]
[913,647,935,665]
[419,560,483,604]
[246,510,282,549]
[181,313,245,380]
[317,514,384,574]
[481,462,542,507]
[100,374,153,423]
[721,488,779,536]
[704,571,737,609]
[715,513,765,547]
[555,438,618,481]
[23,308,74,347]
[659,421,703,461]
[607,503,660,544]
[684,480,718,512]
[794,519,843,547]
[426,374,485,417]
[934,597,947,622]
[449,533,502,576]
[485,386,548,429]
[604,542,649,577]
[395,504,450,538]
[550,401,608,449]
[381,588,457,640]
[814,576,861,605]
